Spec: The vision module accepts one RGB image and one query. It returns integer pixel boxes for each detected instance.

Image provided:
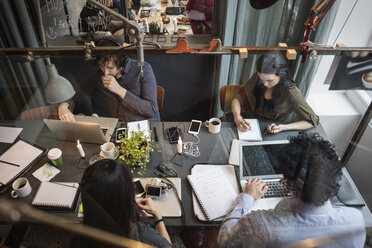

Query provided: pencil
[0,160,20,167]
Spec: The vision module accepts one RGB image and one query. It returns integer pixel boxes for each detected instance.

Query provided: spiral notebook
[32,182,79,211]
[187,167,238,221]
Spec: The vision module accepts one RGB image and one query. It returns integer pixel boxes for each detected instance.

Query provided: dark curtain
[0,0,47,121]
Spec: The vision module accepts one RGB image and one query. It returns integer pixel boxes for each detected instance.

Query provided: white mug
[205,118,221,134]
[11,177,32,198]
[100,142,115,158]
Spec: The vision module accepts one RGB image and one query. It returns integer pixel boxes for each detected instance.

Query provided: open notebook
[237,119,263,141]
[191,164,240,221]
[32,182,80,211]
[0,140,44,189]
[188,166,238,221]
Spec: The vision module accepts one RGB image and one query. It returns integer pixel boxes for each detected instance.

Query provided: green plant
[117,130,159,175]
[149,21,161,35]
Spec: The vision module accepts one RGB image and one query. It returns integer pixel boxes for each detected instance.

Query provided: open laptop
[239,140,291,211]
[44,115,118,144]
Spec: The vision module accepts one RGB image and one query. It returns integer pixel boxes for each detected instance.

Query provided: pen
[137,123,141,131]
[153,127,159,142]
[0,160,20,167]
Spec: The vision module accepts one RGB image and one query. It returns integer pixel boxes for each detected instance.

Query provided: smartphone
[133,179,145,198]
[146,185,162,197]
[167,127,181,144]
[115,128,127,143]
[188,120,202,135]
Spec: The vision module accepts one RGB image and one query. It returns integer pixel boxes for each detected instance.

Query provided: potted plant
[117,130,158,175]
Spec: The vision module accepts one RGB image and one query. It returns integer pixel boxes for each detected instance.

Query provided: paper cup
[48,148,63,168]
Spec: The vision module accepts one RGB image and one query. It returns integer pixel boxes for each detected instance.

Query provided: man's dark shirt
[75,59,160,122]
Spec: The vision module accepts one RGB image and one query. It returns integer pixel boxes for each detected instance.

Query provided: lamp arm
[87,0,144,67]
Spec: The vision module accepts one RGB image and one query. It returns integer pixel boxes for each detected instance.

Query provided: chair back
[157,86,165,113]
[219,85,244,112]
[20,105,59,120]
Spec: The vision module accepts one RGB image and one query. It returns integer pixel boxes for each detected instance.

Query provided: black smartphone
[167,127,181,144]
[115,128,127,143]
[146,185,162,197]
[133,179,145,198]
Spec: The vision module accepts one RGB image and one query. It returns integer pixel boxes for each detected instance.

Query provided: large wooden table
[1,121,372,229]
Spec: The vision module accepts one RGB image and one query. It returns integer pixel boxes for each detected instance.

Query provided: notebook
[32,182,80,211]
[191,164,239,222]
[237,119,263,141]
[127,120,151,141]
[0,140,44,188]
[187,167,238,221]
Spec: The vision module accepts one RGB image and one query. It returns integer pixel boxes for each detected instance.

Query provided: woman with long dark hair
[232,54,319,134]
[80,159,172,247]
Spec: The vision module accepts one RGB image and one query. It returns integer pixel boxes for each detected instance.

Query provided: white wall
[307,0,372,210]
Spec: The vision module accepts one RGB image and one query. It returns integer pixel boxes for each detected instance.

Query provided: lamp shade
[44,64,76,104]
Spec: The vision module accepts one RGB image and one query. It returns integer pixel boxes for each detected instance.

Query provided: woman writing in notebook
[79,159,172,248]
[231,54,319,134]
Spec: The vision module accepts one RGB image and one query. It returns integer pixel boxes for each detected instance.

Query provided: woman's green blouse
[235,73,320,126]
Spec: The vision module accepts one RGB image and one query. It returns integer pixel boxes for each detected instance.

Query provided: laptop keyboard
[262,181,290,198]
[101,128,108,136]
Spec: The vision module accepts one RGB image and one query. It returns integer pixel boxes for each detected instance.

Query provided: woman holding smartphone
[77,159,172,248]
[232,54,319,134]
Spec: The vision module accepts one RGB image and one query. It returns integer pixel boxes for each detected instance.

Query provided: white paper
[127,120,151,141]
[237,119,263,141]
[33,163,60,182]
[0,126,23,143]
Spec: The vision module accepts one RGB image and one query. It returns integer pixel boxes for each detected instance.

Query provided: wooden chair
[219,85,244,112]
[157,85,165,113]
[20,105,59,120]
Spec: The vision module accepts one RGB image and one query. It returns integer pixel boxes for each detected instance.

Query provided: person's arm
[266,86,319,134]
[119,63,159,119]
[137,198,172,245]
[232,98,251,131]
[58,102,76,122]
[218,179,268,247]
[267,120,314,134]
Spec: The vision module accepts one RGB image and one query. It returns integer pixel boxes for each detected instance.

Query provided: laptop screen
[241,143,289,178]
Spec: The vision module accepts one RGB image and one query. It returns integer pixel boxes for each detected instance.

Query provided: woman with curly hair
[218,132,365,247]
[232,54,319,134]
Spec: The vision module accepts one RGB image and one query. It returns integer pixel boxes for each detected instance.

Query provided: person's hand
[279,178,287,187]
[58,102,75,122]
[137,198,161,218]
[267,123,284,134]
[234,114,251,131]
[244,178,268,200]
[101,75,124,95]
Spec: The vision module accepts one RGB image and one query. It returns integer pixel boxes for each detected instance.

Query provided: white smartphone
[188,120,202,135]
[133,179,145,198]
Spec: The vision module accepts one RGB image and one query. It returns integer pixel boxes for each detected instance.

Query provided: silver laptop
[229,139,289,166]
[44,115,118,144]
[239,140,290,211]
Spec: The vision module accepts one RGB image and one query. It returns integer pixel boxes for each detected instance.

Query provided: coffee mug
[48,148,63,168]
[11,177,32,198]
[205,118,221,134]
[101,142,115,158]
[362,72,372,89]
